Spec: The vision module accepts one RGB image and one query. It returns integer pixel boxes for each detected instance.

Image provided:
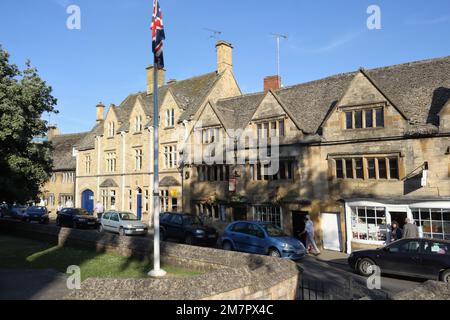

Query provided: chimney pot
[264,75,281,91]
[146,65,166,95]
[48,125,60,141]
[96,102,105,122]
[216,40,233,73]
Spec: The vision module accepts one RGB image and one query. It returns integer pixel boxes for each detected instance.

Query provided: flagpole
[149,63,166,278]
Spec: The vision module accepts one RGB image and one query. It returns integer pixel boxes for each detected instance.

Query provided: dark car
[25,206,49,224]
[348,238,450,283]
[221,221,306,260]
[160,212,218,246]
[56,208,99,229]
[9,205,28,221]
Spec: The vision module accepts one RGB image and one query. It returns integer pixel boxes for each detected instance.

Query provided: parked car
[9,205,28,221]
[99,211,148,236]
[24,206,49,224]
[160,212,218,246]
[348,238,450,283]
[56,208,99,229]
[221,221,306,260]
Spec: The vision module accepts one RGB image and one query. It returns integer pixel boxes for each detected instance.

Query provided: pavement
[0,269,70,300]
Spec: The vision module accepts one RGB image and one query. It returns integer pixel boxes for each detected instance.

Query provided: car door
[59,209,69,226]
[420,240,450,280]
[109,212,120,233]
[377,239,424,277]
[246,224,267,255]
[169,214,184,240]
[102,212,112,231]
[228,222,251,252]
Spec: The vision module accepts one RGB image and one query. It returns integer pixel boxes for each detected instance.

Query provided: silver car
[99,211,148,236]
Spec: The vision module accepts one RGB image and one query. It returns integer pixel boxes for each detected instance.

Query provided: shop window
[351,206,387,242]
[412,208,450,240]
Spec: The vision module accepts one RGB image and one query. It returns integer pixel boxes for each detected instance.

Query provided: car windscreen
[120,213,138,221]
[182,216,203,226]
[262,224,287,237]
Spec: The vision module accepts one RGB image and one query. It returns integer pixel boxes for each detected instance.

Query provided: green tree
[0,45,58,204]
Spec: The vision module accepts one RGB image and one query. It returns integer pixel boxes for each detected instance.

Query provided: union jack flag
[151,0,165,68]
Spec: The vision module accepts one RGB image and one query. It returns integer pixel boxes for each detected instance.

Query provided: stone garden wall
[0,219,301,300]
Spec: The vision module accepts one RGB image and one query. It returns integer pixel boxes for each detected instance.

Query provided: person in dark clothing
[391,221,403,242]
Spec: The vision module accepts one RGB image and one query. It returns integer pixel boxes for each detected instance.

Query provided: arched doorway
[136,188,143,221]
[81,189,94,214]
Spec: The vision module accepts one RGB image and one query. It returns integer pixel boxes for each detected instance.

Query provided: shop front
[344,199,450,253]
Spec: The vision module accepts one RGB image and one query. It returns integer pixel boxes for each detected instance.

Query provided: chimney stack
[216,41,233,73]
[48,125,60,141]
[96,102,105,122]
[264,75,281,91]
[146,65,166,95]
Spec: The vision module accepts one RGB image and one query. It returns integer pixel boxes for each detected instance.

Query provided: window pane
[389,158,399,179]
[378,158,387,179]
[346,112,353,129]
[345,159,354,179]
[279,120,285,136]
[367,159,376,179]
[336,159,344,179]
[365,110,373,128]
[355,158,364,179]
[355,111,363,129]
[376,108,384,128]
[279,162,286,180]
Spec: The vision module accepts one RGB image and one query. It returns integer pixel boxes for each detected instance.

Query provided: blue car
[221,221,306,260]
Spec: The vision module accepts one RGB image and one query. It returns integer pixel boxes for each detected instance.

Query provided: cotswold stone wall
[0,219,301,300]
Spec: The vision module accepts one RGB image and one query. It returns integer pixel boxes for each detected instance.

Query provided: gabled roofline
[178,70,225,123]
[359,68,409,120]
[268,90,304,132]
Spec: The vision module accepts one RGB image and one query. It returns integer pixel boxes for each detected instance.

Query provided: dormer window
[345,107,384,130]
[134,115,143,133]
[165,109,175,128]
[107,122,115,137]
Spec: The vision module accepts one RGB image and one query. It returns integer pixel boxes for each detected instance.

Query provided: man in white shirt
[302,215,321,255]
[65,199,74,208]
[95,201,104,219]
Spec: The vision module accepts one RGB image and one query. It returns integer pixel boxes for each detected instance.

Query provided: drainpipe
[121,131,126,211]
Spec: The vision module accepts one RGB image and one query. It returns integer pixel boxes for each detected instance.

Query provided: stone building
[73,41,241,223]
[183,56,450,253]
[40,127,87,216]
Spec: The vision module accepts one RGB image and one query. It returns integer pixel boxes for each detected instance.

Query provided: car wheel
[185,234,193,245]
[120,227,126,236]
[358,258,377,277]
[222,241,233,251]
[98,224,104,233]
[160,229,166,241]
[72,221,78,229]
[269,248,281,258]
[441,269,450,283]
[56,219,61,227]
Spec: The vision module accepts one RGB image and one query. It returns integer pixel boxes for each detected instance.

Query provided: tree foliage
[0,45,58,203]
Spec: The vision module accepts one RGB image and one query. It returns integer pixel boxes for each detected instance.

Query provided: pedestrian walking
[65,198,74,209]
[95,200,104,219]
[403,218,419,239]
[301,215,321,255]
[57,203,63,214]
[391,221,403,242]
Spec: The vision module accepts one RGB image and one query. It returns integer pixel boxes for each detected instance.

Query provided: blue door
[81,189,94,214]
[136,193,142,221]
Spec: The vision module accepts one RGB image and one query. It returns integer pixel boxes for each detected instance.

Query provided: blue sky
[1,0,449,134]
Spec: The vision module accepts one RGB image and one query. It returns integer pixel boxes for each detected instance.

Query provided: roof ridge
[218,91,265,103]
[366,55,450,73]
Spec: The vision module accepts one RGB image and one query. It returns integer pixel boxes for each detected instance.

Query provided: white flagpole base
[148,269,167,278]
